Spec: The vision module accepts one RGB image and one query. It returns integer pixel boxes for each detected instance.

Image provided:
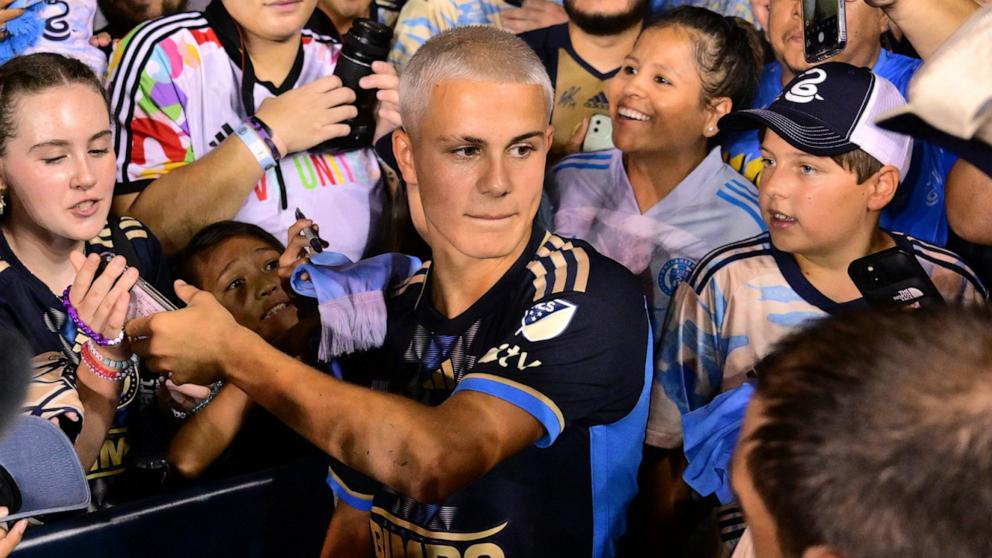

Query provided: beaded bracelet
[62,286,124,347]
[190,381,224,415]
[80,340,133,381]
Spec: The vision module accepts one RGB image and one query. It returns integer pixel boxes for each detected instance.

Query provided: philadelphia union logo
[658,258,695,296]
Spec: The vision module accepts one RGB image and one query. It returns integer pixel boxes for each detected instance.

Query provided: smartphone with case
[802,0,847,63]
[848,247,942,309]
[582,114,614,152]
[95,252,177,320]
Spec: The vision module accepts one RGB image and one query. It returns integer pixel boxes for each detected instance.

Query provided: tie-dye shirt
[646,232,987,448]
[107,5,383,261]
[549,147,766,338]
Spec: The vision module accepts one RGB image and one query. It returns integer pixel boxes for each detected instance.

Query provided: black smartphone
[802,0,847,64]
[504,0,524,7]
[848,248,942,309]
[95,253,177,319]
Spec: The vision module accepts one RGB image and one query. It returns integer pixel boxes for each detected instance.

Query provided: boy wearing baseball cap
[645,62,987,452]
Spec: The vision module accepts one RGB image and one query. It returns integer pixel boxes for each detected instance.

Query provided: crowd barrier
[13,459,334,557]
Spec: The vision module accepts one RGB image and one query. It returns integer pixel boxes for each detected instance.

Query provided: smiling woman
[0,53,175,508]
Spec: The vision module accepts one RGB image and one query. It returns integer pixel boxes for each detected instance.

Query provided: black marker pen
[295,208,325,253]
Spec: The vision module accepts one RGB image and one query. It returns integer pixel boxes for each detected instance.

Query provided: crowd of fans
[0,0,989,556]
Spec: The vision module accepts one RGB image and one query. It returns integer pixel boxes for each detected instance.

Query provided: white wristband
[235,122,277,171]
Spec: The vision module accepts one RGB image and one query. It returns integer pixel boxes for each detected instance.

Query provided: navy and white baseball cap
[0,415,91,522]
[720,62,913,179]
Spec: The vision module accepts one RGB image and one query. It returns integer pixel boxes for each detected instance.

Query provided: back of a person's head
[399,26,554,139]
[0,53,106,155]
[644,6,764,113]
[176,221,285,288]
[746,305,992,558]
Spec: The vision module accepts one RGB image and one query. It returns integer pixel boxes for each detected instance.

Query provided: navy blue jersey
[329,226,651,557]
[0,217,173,507]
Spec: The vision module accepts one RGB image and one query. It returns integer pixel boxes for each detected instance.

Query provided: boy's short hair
[720,62,912,182]
[746,305,992,558]
[831,148,884,184]
[176,221,285,288]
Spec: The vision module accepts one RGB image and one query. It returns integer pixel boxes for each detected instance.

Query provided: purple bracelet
[62,286,124,347]
[246,116,282,161]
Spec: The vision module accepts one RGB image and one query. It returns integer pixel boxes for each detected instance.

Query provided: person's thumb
[567,116,590,153]
[173,279,200,305]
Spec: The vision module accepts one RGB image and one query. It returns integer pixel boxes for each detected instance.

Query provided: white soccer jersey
[108,5,383,260]
[646,231,988,448]
[549,147,766,338]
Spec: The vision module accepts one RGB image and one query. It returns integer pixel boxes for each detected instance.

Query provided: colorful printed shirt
[722,51,958,246]
[328,226,651,557]
[521,23,617,156]
[646,231,987,448]
[0,218,173,508]
[108,2,383,261]
[19,0,107,77]
[549,147,765,338]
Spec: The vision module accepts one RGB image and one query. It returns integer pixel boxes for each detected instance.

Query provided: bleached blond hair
[399,26,555,138]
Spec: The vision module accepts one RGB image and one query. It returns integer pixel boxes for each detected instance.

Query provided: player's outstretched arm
[128,281,544,503]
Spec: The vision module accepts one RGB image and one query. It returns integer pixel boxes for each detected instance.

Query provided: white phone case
[582,114,614,152]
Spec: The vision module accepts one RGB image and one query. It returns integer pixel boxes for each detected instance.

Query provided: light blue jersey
[550,147,766,340]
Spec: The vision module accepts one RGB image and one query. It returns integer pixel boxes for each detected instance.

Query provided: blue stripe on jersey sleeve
[326,466,374,512]
[716,190,764,230]
[590,322,653,558]
[454,374,565,448]
[726,179,759,204]
[553,162,611,173]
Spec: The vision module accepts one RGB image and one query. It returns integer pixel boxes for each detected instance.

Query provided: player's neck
[568,22,641,74]
[244,32,302,88]
[624,142,708,213]
[429,232,532,319]
[794,228,894,302]
[1,219,83,295]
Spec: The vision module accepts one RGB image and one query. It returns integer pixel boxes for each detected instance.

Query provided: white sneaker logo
[784,68,827,103]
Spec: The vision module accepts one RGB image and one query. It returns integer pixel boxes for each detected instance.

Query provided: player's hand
[68,252,138,362]
[127,281,246,386]
[501,0,568,34]
[564,116,590,155]
[0,507,26,558]
[255,75,359,156]
[361,61,402,144]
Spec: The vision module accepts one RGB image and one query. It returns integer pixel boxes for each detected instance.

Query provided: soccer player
[128,26,651,557]
[734,305,992,558]
[647,62,986,550]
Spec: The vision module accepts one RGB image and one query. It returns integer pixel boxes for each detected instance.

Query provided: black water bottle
[319,19,393,152]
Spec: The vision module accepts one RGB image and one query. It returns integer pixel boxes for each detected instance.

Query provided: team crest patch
[518,299,578,342]
[659,258,695,296]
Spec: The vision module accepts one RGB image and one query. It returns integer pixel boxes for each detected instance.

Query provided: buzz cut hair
[399,26,555,139]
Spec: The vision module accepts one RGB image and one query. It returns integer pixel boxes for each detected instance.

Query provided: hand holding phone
[848,247,942,309]
[802,0,848,63]
[94,253,177,320]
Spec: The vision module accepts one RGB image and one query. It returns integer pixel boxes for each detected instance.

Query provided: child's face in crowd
[608,26,723,156]
[759,131,880,258]
[192,235,299,342]
[223,0,317,42]
[0,84,115,243]
[609,27,716,153]
[395,79,552,263]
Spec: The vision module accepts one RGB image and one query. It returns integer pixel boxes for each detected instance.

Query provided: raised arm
[866,0,979,59]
